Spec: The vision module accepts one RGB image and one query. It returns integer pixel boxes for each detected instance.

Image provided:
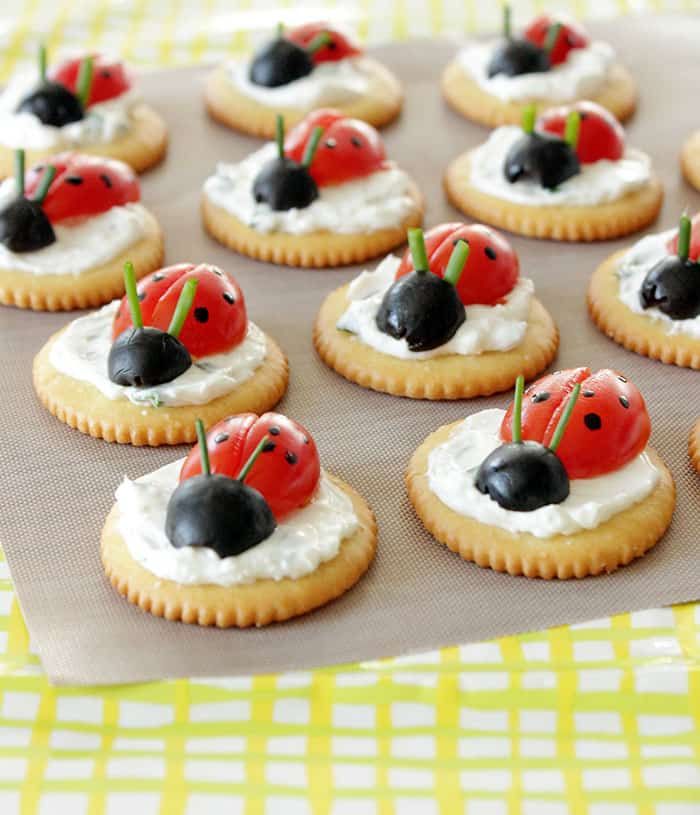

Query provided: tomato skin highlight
[51,54,131,105]
[667,212,700,260]
[395,222,520,306]
[24,153,140,224]
[179,412,321,520]
[284,108,388,187]
[523,14,589,66]
[500,368,651,479]
[112,263,247,358]
[286,23,362,63]
[537,101,625,164]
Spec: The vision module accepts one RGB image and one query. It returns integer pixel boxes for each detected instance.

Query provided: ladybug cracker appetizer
[314,224,558,399]
[202,111,422,268]
[204,21,402,139]
[407,369,675,579]
[441,8,637,129]
[0,149,163,311]
[32,261,289,446]
[0,46,167,175]
[445,102,662,242]
[100,413,377,627]
[588,212,700,369]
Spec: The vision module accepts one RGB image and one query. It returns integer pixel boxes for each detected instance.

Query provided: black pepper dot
[583,389,595,398]
[618,375,627,383]
[214,432,229,444]
[194,307,209,323]
[324,138,337,149]
[152,273,164,281]
[619,395,630,409]
[328,41,336,49]
[484,246,497,260]
[269,426,280,436]
[65,175,83,185]
[137,291,146,301]
[303,436,309,444]
[584,413,602,431]
[213,269,223,277]
[101,69,112,78]
[532,392,550,403]
[223,292,235,304]
[285,451,297,465]
[263,441,276,452]
[350,136,363,148]
[100,173,113,188]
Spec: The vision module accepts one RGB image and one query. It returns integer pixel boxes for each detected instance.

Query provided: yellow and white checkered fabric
[1,2,699,813]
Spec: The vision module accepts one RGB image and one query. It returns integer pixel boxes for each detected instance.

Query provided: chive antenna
[167,278,199,339]
[237,435,270,482]
[548,383,581,453]
[443,239,470,287]
[302,125,323,168]
[564,110,581,149]
[32,165,56,205]
[512,375,525,444]
[677,212,691,262]
[543,22,562,54]
[76,55,94,107]
[521,104,536,135]
[38,43,47,82]
[14,150,25,198]
[306,32,331,55]
[503,4,512,38]
[275,114,285,160]
[123,261,143,329]
[195,419,211,476]
[407,228,429,273]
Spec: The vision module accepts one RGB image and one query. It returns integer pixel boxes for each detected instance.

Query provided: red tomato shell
[285,108,388,187]
[24,152,140,224]
[286,23,362,63]
[666,212,700,260]
[395,222,519,306]
[179,413,321,520]
[523,14,589,66]
[51,54,131,105]
[500,368,651,479]
[112,264,247,358]
[537,102,625,164]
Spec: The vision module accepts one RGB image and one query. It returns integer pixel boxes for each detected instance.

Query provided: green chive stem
[503,3,512,38]
[544,22,562,54]
[512,375,525,444]
[302,125,323,168]
[123,261,143,329]
[407,228,429,273]
[38,43,47,82]
[167,278,199,338]
[677,212,691,262]
[237,435,270,482]
[195,419,211,476]
[522,104,536,135]
[443,239,470,287]
[276,21,284,38]
[14,150,25,198]
[306,31,331,55]
[548,383,581,453]
[564,110,581,149]
[76,55,94,107]
[32,165,56,205]
[275,114,285,160]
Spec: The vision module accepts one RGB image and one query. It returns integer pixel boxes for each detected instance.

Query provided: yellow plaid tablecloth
[1,2,699,813]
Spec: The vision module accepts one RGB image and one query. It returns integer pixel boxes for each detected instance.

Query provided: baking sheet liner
[1,16,699,685]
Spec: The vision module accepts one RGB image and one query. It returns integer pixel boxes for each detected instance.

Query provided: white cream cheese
[203,143,417,236]
[616,229,700,339]
[457,39,615,103]
[0,71,138,150]
[469,126,651,207]
[227,56,371,109]
[427,409,659,539]
[116,461,358,586]
[0,179,150,276]
[48,301,267,407]
[336,254,533,359]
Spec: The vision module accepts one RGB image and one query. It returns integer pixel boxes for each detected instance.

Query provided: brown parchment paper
[1,16,699,686]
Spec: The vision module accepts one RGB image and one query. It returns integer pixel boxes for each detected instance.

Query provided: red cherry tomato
[523,14,589,66]
[112,263,247,358]
[395,222,519,306]
[285,108,388,187]
[500,368,651,479]
[179,412,321,520]
[537,102,625,163]
[286,22,362,63]
[51,53,131,106]
[667,212,700,261]
[24,152,140,224]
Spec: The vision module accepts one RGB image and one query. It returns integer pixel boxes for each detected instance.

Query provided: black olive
[639,255,700,320]
[252,156,318,211]
[0,197,55,252]
[487,38,550,78]
[249,37,314,87]
[16,80,84,127]
[504,131,581,190]
[107,327,191,387]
